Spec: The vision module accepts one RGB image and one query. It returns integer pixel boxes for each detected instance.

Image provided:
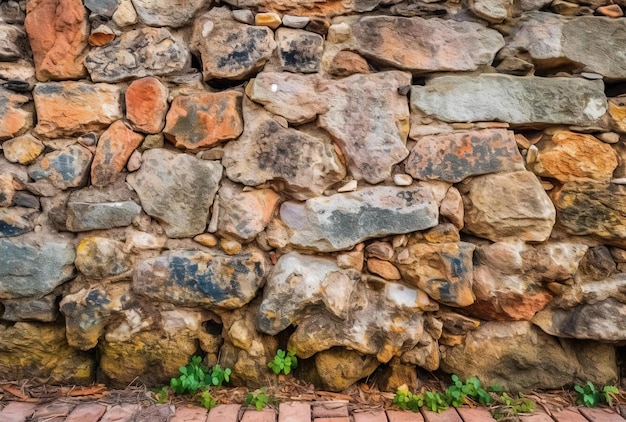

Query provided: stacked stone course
[1,0,626,392]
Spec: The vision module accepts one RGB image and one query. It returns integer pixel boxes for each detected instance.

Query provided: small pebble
[282,14,310,28]
[526,145,538,164]
[393,174,413,186]
[232,9,254,24]
[127,150,142,172]
[327,22,351,43]
[597,4,623,17]
[221,238,242,255]
[337,180,357,192]
[194,233,218,247]
[581,72,603,80]
[597,132,620,144]
[255,12,281,29]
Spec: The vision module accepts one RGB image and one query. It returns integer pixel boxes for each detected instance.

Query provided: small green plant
[392,384,423,412]
[154,386,169,404]
[575,382,619,407]
[198,390,217,410]
[492,392,535,420]
[268,349,298,375]
[444,375,497,407]
[424,391,449,412]
[245,387,270,410]
[210,364,232,387]
[170,356,209,394]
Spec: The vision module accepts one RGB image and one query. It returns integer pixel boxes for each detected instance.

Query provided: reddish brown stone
[91,120,144,187]
[367,258,401,280]
[125,77,169,134]
[24,0,88,81]
[164,91,243,150]
[0,87,32,140]
[597,4,624,17]
[329,50,370,76]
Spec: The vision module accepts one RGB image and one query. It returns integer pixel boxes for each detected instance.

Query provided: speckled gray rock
[75,236,132,279]
[84,0,119,16]
[280,186,439,252]
[85,27,191,82]
[127,148,222,238]
[411,74,606,126]
[0,207,36,237]
[508,12,626,80]
[276,28,323,73]
[66,200,141,232]
[131,0,208,27]
[0,237,75,299]
[28,144,93,190]
[133,249,269,309]
[351,16,504,73]
[222,98,345,200]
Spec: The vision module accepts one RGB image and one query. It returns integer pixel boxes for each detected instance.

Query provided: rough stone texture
[441,321,618,392]
[84,0,119,16]
[84,27,190,83]
[0,173,15,207]
[222,98,344,200]
[533,298,626,342]
[33,82,123,138]
[91,121,144,187]
[66,200,141,232]
[75,237,132,279]
[28,144,93,190]
[60,283,132,350]
[216,181,281,242]
[1,294,59,322]
[532,131,618,182]
[395,241,476,307]
[249,71,411,183]
[0,322,94,384]
[507,12,626,80]
[164,91,243,150]
[276,28,323,73]
[0,87,31,140]
[460,171,556,242]
[329,50,370,76]
[0,207,36,237]
[553,182,626,244]
[314,348,380,392]
[351,16,504,73]
[131,0,208,27]
[193,9,276,80]
[279,186,439,252]
[470,0,511,22]
[127,148,222,238]
[0,237,75,299]
[133,249,269,309]
[2,134,44,165]
[24,0,88,81]
[125,77,169,134]
[411,75,606,126]
[405,129,525,183]
[0,23,26,61]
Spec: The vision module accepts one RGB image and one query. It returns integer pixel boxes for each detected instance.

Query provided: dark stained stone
[133,249,269,309]
[0,207,36,237]
[66,200,141,232]
[84,0,119,16]
[27,144,93,190]
[405,129,525,183]
[1,294,59,322]
[276,28,323,73]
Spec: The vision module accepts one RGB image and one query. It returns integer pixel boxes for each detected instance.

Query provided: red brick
[420,408,462,422]
[579,407,626,422]
[353,409,388,422]
[386,409,425,422]
[279,401,311,422]
[312,402,349,418]
[171,405,209,422]
[31,401,75,419]
[552,407,588,422]
[241,408,277,422]
[208,404,242,422]
[518,412,554,422]
[456,407,497,421]
[314,418,350,422]
[0,401,37,422]
[65,403,108,422]
[100,404,140,422]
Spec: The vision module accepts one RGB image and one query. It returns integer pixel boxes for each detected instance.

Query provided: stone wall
[1,0,625,392]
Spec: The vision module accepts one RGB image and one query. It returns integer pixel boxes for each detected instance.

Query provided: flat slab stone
[411,74,606,126]
[66,200,141,232]
[280,186,439,252]
[352,16,504,73]
[133,249,269,309]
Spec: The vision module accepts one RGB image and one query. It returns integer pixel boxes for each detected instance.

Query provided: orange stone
[367,258,401,280]
[597,4,623,17]
[125,77,169,134]
[329,50,370,77]
[164,91,243,150]
[91,120,144,187]
[25,0,89,81]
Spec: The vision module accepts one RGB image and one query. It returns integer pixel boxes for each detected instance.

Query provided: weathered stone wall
[1,0,626,392]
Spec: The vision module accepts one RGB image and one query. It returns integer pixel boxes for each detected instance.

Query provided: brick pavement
[0,399,625,422]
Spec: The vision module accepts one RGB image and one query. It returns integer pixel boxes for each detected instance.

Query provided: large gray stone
[0,237,75,299]
[127,149,222,238]
[28,144,93,190]
[411,74,606,126]
[222,98,345,200]
[133,249,269,309]
[460,171,556,242]
[280,185,439,252]
[0,23,26,61]
[132,0,208,27]
[66,201,141,232]
[351,16,504,72]
[84,27,191,82]
[508,12,626,80]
